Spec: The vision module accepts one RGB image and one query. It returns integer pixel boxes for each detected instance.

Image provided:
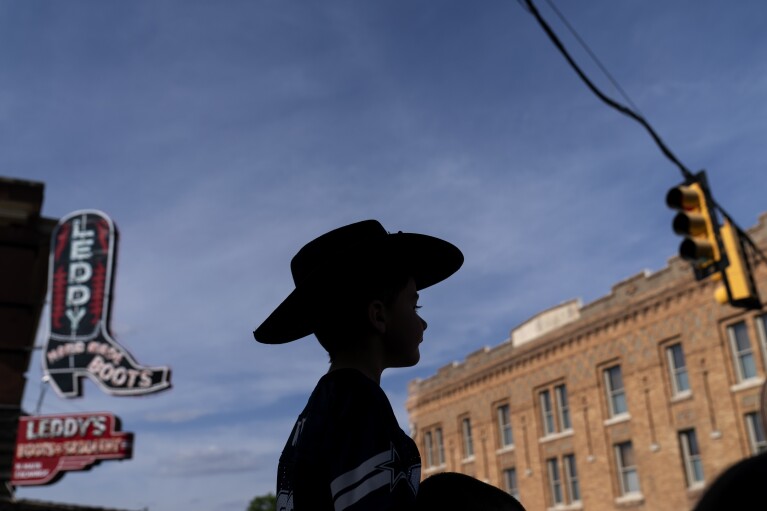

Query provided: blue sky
[6,1,767,510]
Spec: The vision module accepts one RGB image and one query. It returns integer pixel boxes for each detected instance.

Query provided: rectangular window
[604,365,628,417]
[539,383,572,437]
[679,429,705,486]
[564,454,580,503]
[555,384,571,430]
[503,467,519,500]
[497,404,514,447]
[757,314,767,367]
[614,441,641,495]
[435,427,445,465]
[728,321,757,382]
[745,412,767,455]
[545,456,579,505]
[462,417,474,458]
[424,431,434,467]
[547,457,563,506]
[540,390,556,435]
[666,343,690,395]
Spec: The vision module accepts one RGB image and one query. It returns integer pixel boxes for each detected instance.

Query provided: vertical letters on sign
[44,210,172,398]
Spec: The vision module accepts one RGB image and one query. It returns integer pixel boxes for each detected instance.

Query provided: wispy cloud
[159,445,265,477]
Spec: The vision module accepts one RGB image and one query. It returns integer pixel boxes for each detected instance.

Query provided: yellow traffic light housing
[666,174,722,280]
[714,220,761,309]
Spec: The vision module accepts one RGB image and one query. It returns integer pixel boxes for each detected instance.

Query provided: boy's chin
[392,351,420,368]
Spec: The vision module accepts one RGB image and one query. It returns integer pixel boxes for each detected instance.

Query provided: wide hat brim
[254,222,463,344]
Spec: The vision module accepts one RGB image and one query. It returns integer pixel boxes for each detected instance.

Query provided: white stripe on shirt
[333,471,391,511]
[330,449,392,498]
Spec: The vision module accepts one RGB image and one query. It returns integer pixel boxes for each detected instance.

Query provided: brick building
[407,213,767,511]
[0,178,56,502]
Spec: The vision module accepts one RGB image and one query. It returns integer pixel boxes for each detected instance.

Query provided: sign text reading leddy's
[12,412,133,486]
[44,210,171,397]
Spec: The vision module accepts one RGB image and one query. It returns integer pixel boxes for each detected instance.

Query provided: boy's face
[382,277,427,368]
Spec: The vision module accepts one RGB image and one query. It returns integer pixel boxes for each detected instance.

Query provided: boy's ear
[368,300,387,334]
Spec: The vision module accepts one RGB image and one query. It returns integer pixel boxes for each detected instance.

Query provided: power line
[520,0,767,267]
[521,0,694,181]
[542,0,643,117]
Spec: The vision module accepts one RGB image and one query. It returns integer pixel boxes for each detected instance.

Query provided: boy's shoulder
[286,368,400,456]
[299,369,398,435]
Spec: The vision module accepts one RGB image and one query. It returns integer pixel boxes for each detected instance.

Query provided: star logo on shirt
[376,443,419,495]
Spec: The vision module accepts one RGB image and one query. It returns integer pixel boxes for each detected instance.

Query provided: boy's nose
[421,317,428,331]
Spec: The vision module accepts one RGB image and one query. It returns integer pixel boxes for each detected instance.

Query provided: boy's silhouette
[255,219,524,511]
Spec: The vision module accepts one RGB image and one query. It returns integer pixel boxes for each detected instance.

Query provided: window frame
[679,429,705,487]
[614,441,641,496]
[422,425,445,469]
[604,365,628,418]
[540,389,556,436]
[503,467,519,500]
[727,321,758,382]
[424,430,434,468]
[546,457,564,506]
[538,381,573,438]
[497,403,514,449]
[745,412,767,455]
[564,453,580,504]
[461,416,474,459]
[665,342,691,397]
[555,384,571,431]
[545,455,580,506]
[756,314,767,372]
[434,427,445,465]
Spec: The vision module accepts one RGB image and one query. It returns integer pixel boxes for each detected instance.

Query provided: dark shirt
[277,368,421,511]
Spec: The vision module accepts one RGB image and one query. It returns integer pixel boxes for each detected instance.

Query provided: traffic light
[666,171,761,310]
[666,173,722,280]
[714,219,761,309]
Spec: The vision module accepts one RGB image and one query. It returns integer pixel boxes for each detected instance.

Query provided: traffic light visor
[679,237,715,262]
[666,186,702,210]
[672,212,709,237]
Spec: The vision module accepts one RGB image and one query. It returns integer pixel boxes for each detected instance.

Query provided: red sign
[44,209,172,397]
[12,413,133,486]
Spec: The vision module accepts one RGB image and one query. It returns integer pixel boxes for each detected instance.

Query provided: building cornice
[408,214,767,409]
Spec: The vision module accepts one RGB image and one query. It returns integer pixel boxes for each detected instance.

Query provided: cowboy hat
[253,220,463,344]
